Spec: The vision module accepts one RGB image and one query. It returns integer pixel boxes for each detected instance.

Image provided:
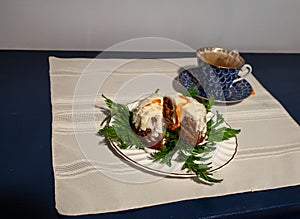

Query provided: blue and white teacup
[194,47,252,98]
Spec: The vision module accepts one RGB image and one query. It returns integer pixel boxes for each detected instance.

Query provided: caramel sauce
[171,95,190,130]
[145,99,162,107]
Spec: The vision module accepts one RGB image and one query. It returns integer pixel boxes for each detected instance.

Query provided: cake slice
[131,93,165,150]
[131,93,207,150]
[167,93,207,146]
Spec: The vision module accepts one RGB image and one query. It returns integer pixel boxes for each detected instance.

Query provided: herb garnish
[98,93,240,183]
[98,95,145,149]
[187,86,214,112]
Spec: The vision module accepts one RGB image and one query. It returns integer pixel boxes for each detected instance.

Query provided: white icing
[132,92,207,142]
[132,93,164,134]
[167,93,207,134]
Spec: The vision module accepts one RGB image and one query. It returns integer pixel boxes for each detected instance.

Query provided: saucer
[179,69,253,103]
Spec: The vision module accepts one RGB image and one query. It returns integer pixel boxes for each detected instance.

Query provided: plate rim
[109,136,238,178]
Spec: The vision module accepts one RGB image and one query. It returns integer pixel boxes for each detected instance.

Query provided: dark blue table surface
[0,50,299,219]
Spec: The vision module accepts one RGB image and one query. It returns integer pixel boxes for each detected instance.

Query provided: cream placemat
[49,56,300,216]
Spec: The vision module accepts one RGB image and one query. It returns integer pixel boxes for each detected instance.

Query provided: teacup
[193,47,252,99]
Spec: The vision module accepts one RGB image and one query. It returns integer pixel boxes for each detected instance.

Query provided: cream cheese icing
[132,93,207,144]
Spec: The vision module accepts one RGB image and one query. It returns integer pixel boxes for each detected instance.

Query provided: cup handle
[232,64,252,84]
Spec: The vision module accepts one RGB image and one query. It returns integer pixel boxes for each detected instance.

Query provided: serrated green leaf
[187,86,199,97]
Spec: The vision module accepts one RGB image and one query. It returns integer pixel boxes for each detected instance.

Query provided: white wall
[1,0,300,52]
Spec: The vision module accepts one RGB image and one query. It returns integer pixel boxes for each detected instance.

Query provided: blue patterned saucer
[179,69,253,103]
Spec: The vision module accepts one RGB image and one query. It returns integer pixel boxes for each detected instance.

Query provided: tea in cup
[193,47,252,99]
